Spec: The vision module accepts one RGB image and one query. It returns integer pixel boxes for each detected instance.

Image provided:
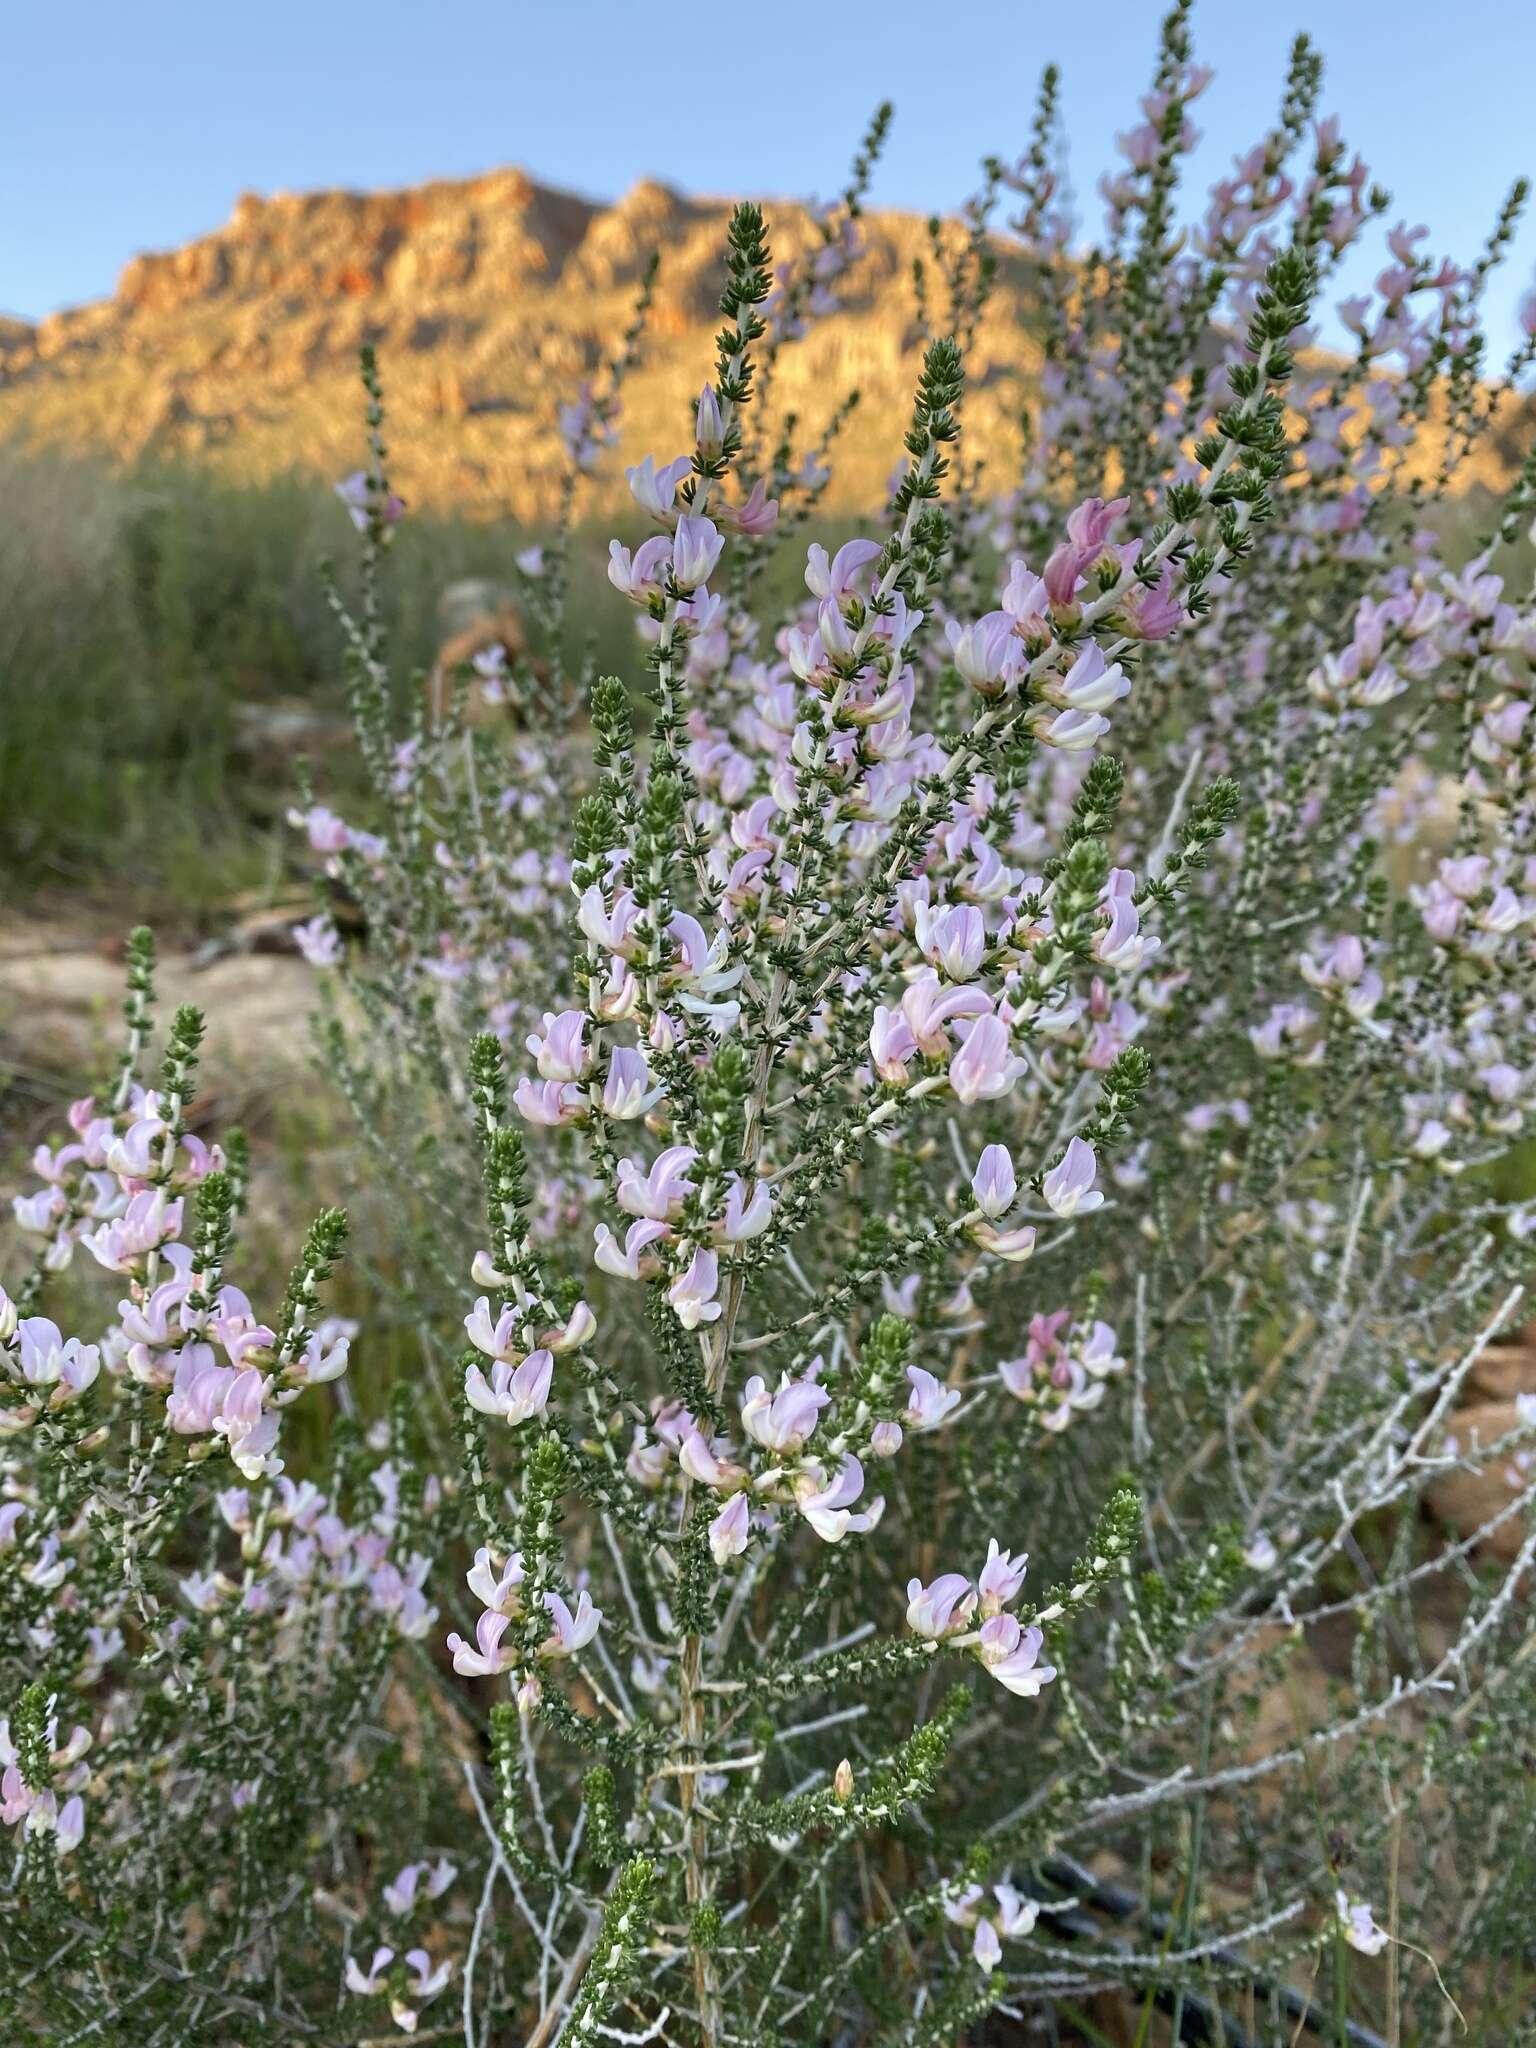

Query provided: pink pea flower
[335,471,404,532]
[917,904,987,982]
[741,1372,830,1453]
[15,1319,100,1402]
[513,1076,585,1127]
[54,1795,85,1856]
[669,1247,721,1330]
[718,1175,774,1243]
[973,1919,1003,1972]
[212,1369,282,1480]
[608,534,674,603]
[971,1144,1017,1219]
[795,1456,884,1543]
[447,1608,514,1678]
[672,514,725,593]
[977,1540,1028,1614]
[709,1492,751,1565]
[695,385,725,459]
[81,1189,184,1272]
[465,1546,525,1613]
[903,1366,960,1432]
[1002,559,1048,630]
[906,1572,976,1638]
[463,1298,520,1362]
[536,1300,597,1353]
[948,1014,1026,1105]
[541,1589,601,1657]
[464,1350,554,1425]
[1031,705,1111,752]
[527,1010,590,1084]
[617,1146,698,1222]
[1335,1891,1388,1956]
[345,1945,397,1996]
[978,1614,1058,1697]
[383,1858,456,1916]
[602,1047,663,1121]
[593,1217,670,1280]
[1051,643,1130,714]
[720,479,780,535]
[626,452,692,522]
[1042,1137,1105,1218]
[869,1005,920,1084]
[946,613,1021,696]
[805,538,882,603]
[292,915,342,967]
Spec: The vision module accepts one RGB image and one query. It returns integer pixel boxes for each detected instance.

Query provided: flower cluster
[10,15,1536,2043]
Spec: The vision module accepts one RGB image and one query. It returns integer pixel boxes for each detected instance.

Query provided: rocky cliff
[0,170,1043,517]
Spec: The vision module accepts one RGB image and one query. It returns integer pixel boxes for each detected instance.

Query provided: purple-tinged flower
[1002,558,1048,629]
[594,1217,669,1280]
[676,1423,745,1491]
[446,1608,514,1678]
[464,1350,553,1425]
[465,1546,525,1613]
[971,1144,1017,1218]
[293,915,343,967]
[541,1588,601,1657]
[795,1457,884,1543]
[720,478,779,535]
[513,1076,585,1127]
[695,384,725,460]
[602,1047,663,1121]
[54,1795,84,1856]
[1335,1891,1388,1956]
[805,538,881,603]
[973,1919,1003,1972]
[917,903,987,982]
[81,1189,184,1272]
[741,1372,830,1454]
[1042,1137,1105,1218]
[626,452,692,522]
[213,1368,281,1480]
[977,1614,1057,1697]
[903,1366,960,1432]
[345,1946,396,1997]
[906,1572,976,1638]
[1031,705,1112,752]
[672,514,725,593]
[608,534,673,603]
[536,1300,597,1354]
[335,471,404,533]
[869,1005,920,1084]
[617,1146,698,1222]
[993,1883,1039,1937]
[527,1009,590,1084]
[1051,643,1130,714]
[977,1540,1028,1614]
[383,1858,456,1916]
[948,1014,1026,1105]
[669,1247,721,1330]
[718,1175,774,1243]
[463,1298,520,1363]
[15,1318,100,1402]
[709,1492,750,1565]
[946,612,1021,696]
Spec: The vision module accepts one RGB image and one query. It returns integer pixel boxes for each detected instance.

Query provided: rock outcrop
[0,170,1043,516]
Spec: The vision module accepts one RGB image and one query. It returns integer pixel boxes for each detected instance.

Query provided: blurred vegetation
[0,441,639,928]
[2,434,1520,936]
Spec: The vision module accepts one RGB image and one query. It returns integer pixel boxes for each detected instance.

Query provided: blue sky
[6,0,1535,353]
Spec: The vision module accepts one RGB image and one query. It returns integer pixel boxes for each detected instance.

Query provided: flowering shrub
[8,9,1536,2042]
